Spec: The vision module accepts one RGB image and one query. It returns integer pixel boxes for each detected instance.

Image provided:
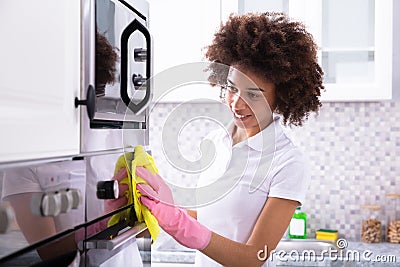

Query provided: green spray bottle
[288,206,307,239]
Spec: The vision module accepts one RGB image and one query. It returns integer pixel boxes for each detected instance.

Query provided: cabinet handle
[83,222,147,250]
[75,85,96,120]
[120,19,152,115]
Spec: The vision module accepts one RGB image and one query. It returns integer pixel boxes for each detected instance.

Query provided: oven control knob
[31,192,62,217]
[132,74,146,89]
[59,189,73,213]
[69,188,82,209]
[41,192,62,217]
[96,180,119,199]
[0,204,15,234]
[134,48,147,62]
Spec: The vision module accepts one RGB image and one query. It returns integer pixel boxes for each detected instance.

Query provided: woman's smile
[233,112,252,121]
[226,65,276,137]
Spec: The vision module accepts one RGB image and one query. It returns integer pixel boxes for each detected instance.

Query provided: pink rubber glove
[136,167,212,250]
[135,166,174,205]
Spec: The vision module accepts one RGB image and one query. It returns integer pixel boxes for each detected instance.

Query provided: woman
[136,12,324,266]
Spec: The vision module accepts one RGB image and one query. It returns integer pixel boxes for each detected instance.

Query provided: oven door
[80,0,152,153]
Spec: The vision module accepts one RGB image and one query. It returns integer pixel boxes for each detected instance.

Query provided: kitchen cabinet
[149,0,223,103]
[234,0,397,101]
[0,1,81,163]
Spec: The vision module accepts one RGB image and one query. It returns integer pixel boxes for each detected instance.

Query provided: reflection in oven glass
[95,31,119,97]
[0,160,85,261]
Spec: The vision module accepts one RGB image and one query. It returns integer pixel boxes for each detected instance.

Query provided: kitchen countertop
[152,250,195,264]
[151,241,400,266]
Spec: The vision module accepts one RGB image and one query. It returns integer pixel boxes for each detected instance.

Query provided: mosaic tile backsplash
[148,101,400,241]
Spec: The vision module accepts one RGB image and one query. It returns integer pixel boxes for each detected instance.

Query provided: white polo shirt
[195,115,310,267]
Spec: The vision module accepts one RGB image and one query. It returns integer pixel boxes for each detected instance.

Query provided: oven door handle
[120,19,152,115]
[83,222,147,250]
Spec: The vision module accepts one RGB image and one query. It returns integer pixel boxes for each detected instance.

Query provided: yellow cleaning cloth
[108,145,160,242]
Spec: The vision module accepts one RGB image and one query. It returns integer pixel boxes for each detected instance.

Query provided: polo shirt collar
[226,115,282,152]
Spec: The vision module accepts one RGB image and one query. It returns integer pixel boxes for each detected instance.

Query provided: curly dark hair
[205,12,324,126]
[96,31,119,96]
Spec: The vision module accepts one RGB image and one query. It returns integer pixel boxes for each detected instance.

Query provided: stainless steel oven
[0,0,153,265]
[78,0,153,153]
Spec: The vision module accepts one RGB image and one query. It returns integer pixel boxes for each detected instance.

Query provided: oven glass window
[95,0,148,121]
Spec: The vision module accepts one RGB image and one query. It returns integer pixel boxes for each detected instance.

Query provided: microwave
[78,0,152,153]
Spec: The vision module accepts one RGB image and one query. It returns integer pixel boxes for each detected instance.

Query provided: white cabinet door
[289,0,394,101]
[0,1,81,163]
[228,0,396,101]
[148,0,222,103]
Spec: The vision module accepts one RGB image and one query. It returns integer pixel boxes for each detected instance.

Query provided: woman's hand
[135,166,174,206]
[135,167,211,250]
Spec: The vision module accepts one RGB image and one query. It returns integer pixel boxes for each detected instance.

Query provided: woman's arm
[186,209,197,219]
[8,193,77,260]
[8,193,58,244]
[201,197,298,267]
[135,167,298,266]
